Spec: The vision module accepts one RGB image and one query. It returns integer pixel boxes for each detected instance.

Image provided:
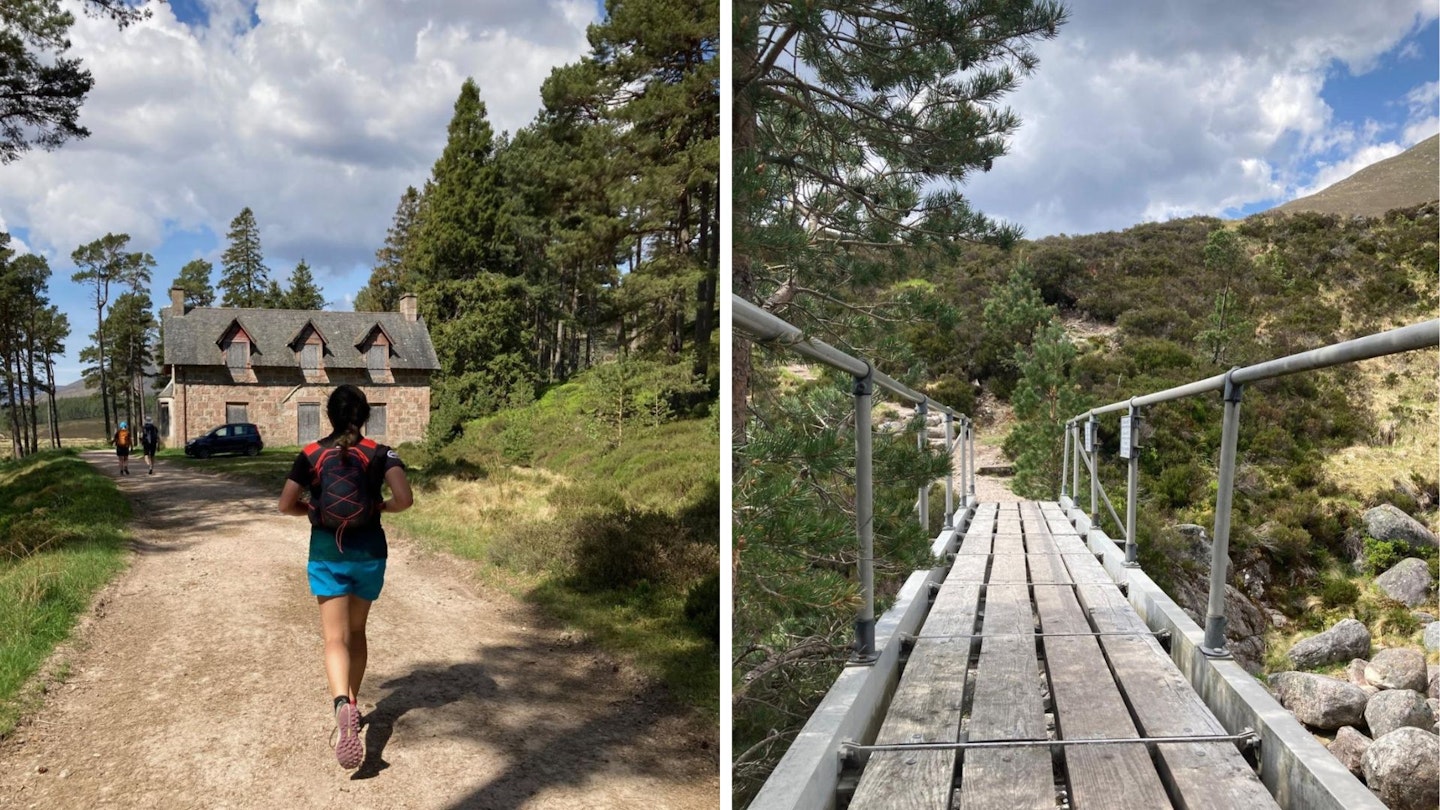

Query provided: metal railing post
[1060,420,1071,501]
[853,367,878,664]
[1087,415,1100,528]
[943,412,955,528]
[1124,402,1141,568]
[916,400,929,532]
[1202,371,1243,658]
[967,418,976,501]
[1070,422,1080,505]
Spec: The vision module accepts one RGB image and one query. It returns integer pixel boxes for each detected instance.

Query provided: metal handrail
[734,293,975,662]
[1061,318,1440,655]
[734,295,959,417]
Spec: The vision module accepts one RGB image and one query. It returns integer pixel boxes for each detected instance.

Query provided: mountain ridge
[1271,134,1439,218]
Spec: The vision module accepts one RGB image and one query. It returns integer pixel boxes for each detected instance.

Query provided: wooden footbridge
[735,295,1438,810]
[847,500,1273,809]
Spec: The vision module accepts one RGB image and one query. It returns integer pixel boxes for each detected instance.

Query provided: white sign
[1119,416,1132,459]
[1084,420,1095,453]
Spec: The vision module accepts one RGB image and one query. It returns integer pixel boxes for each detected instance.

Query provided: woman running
[277,385,413,769]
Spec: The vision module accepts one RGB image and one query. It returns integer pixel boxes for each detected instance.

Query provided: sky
[0,0,606,382]
[962,0,1440,238]
[2,1,1437,384]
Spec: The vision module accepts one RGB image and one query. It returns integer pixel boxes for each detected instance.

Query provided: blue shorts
[307,559,386,601]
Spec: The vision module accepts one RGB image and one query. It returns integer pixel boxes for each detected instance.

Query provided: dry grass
[390,467,568,581]
[1322,351,1439,529]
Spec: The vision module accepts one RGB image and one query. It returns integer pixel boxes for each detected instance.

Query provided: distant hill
[1272,134,1439,218]
[54,374,165,399]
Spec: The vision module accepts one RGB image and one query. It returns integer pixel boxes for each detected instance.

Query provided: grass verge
[0,450,131,736]
[158,446,300,490]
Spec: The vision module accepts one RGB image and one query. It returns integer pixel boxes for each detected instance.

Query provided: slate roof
[161,306,440,371]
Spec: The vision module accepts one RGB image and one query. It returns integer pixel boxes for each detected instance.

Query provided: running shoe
[334,699,363,769]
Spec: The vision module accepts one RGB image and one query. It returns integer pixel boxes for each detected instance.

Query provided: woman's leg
[346,597,373,700]
[317,595,353,699]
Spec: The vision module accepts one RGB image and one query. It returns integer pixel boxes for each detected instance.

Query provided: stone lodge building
[158,288,439,447]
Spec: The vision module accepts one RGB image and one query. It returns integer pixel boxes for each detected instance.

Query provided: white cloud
[0,0,594,278]
[961,0,1438,237]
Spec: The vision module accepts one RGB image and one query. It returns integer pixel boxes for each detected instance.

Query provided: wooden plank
[1027,526,1173,810]
[959,531,1053,809]
[850,519,994,808]
[1053,533,1279,809]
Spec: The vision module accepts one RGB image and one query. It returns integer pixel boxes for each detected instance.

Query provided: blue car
[185,423,264,459]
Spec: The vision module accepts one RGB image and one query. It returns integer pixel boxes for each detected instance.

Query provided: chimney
[170,287,186,315]
[399,293,418,322]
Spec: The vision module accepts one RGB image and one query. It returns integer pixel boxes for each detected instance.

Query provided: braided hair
[326,384,370,464]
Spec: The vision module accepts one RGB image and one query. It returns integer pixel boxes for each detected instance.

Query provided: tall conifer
[218,207,269,307]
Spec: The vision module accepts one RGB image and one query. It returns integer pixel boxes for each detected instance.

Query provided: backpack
[116,428,130,448]
[142,424,159,446]
[304,438,382,551]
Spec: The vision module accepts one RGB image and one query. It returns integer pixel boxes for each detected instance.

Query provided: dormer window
[289,321,329,374]
[368,342,388,371]
[226,338,248,370]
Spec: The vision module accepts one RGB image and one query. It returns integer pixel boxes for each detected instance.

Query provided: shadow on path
[350,634,705,809]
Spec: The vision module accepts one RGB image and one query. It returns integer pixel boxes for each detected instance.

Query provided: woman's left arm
[278,479,310,517]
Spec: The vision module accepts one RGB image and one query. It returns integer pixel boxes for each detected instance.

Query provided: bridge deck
[849,501,1278,810]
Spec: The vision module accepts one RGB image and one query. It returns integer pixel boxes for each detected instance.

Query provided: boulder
[1428,699,1440,730]
[1327,725,1371,778]
[1426,621,1440,653]
[1365,648,1429,692]
[1373,558,1434,607]
[1171,579,1265,673]
[1287,618,1371,670]
[1364,689,1435,738]
[1363,504,1438,552]
[1431,666,1440,700]
[1414,611,1437,625]
[1345,658,1370,687]
[1270,671,1370,729]
[1362,727,1440,810]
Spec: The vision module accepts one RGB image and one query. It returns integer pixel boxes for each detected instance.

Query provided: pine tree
[732,0,1067,437]
[218,207,270,307]
[173,259,215,307]
[407,80,510,284]
[356,186,419,312]
[104,291,155,427]
[283,259,325,310]
[0,1,150,163]
[1005,319,1085,499]
[1198,228,1252,365]
[70,232,151,439]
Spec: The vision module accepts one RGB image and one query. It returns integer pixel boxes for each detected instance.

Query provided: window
[368,343,388,371]
[226,403,247,424]
[226,340,248,370]
[300,343,320,370]
[368,404,387,437]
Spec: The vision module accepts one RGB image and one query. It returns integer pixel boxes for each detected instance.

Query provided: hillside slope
[1273,134,1439,217]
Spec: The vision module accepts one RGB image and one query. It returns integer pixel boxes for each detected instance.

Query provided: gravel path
[0,451,717,809]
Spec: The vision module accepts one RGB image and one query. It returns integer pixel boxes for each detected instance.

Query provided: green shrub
[1319,576,1360,609]
[570,507,681,590]
[1363,536,1409,574]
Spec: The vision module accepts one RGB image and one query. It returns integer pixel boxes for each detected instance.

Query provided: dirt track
[0,451,718,809]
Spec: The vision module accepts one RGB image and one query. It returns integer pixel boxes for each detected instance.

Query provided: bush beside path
[0,450,718,808]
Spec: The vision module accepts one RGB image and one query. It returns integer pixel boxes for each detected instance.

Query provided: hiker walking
[141,416,160,475]
[112,421,132,475]
[276,385,412,770]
